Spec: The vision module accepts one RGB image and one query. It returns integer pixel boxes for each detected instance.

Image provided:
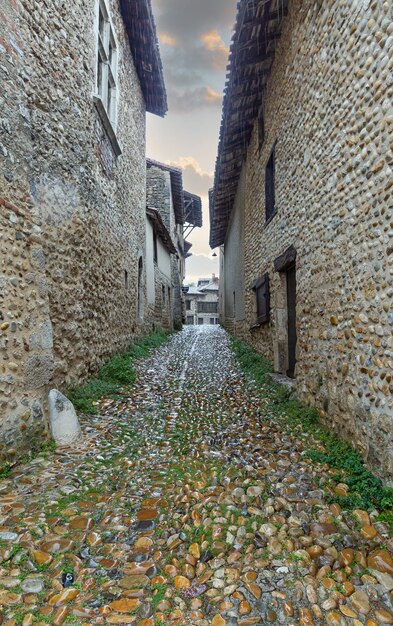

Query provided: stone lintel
[274,245,297,272]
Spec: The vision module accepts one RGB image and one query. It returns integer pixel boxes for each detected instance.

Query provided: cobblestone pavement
[1,326,393,626]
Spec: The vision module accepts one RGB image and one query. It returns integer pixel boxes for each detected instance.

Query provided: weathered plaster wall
[157,239,171,279]
[227,0,393,480]
[0,0,148,456]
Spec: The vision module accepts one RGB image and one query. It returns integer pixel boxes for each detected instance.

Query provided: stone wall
[146,167,185,328]
[147,169,173,233]
[222,166,246,333]
[145,216,173,330]
[224,0,393,481]
[0,197,54,462]
[0,0,149,456]
[171,253,184,329]
[153,269,172,330]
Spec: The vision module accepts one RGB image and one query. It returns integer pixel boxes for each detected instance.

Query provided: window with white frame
[96,0,117,127]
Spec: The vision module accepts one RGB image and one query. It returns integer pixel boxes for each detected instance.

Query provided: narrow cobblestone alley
[1,327,393,626]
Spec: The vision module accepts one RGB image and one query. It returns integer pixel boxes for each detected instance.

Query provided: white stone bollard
[48,389,81,445]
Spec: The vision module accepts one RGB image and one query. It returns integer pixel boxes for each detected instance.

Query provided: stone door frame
[273,245,297,378]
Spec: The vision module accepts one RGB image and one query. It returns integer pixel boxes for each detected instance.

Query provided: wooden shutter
[253,273,270,324]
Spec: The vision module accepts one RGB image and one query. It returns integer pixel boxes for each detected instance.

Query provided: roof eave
[209,0,289,247]
[147,158,185,224]
[120,0,168,117]
[146,207,177,254]
[184,190,203,228]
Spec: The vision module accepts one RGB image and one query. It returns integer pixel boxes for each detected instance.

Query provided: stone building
[185,276,220,326]
[210,0,393,480]
[145,206,177,329]
[0,0,166,460]
[146,159,202,329]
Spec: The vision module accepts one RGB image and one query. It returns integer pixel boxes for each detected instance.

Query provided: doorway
[274,245,297,378]
[286,263,297,378]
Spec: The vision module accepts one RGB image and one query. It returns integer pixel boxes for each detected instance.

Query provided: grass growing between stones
[67,329,173,414]
[0,462,12,478]
[0,439,57,478]
[231,336,393,529]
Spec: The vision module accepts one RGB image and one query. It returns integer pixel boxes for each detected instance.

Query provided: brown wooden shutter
[254,273,270,324]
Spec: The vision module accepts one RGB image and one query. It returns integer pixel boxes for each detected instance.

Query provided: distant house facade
[0,0,166,461]
[145,160,202,330]
[185,276,220,326]
[210,0,393,481]
[145,206,177,329]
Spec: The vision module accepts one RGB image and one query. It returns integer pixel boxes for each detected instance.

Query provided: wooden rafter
[120,0,167,117]
[209,0,288,248]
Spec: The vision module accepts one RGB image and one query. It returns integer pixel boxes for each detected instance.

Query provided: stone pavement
[0,326,393,626]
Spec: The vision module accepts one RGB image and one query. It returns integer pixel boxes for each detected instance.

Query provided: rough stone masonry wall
[146,167,184,328]
[234,0,393,481]
[146,168,173,232]
[171,255,183,329]
[153,269,172,330]
[0,197,54,463]
[0,0,147,456]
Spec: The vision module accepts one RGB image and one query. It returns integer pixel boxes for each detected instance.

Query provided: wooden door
[286,264,297,378]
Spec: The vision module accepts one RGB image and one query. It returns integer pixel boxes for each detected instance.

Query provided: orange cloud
[201,30,228,52]
[165,156,213,198]
[159,32,178,47]
[201,30,229,70]
[167,156,213,178]
[204,87,221,103]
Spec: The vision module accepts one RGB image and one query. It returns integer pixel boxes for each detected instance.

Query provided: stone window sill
[93,95,122,157]
[263,210,277,229]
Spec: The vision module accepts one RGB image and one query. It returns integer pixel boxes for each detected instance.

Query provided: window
[124,270,128,290]
[153,231,158,264]
[186,300,191,310]
[210,318,215,325]
[197,301,218,314]
[265,147,275,222]
[198,318,203,325]
[252,273,270,324]
[96,0,118,127]
[186,315,193,325]
[162,285,166,305]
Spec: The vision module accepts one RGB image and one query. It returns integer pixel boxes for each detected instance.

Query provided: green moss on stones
[231,336,393,529]
[67,329,173,414]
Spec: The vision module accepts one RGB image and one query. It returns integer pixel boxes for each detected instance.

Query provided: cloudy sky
[146,0,238,283]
